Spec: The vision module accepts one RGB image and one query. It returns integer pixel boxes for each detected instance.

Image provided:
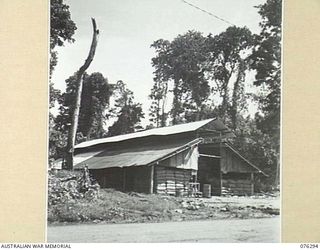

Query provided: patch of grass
[48,188,181,223]
[48,181,280,224]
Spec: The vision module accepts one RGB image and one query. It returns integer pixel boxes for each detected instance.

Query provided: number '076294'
[300,244,319,248]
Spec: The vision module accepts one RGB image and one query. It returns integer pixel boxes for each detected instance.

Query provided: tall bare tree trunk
[65,18,99,170]
[160,82,168,127]
[230,59,245,130]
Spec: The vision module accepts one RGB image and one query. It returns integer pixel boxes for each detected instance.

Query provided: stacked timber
[155,166,191,196]
[221,179,253,196]
[221,187,232,196]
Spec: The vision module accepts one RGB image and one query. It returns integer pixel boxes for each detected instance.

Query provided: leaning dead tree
[66,18,99,170]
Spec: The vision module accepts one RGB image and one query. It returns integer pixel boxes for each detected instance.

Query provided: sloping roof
[73,150,104,165]
[223,142,268,177]
[75,118,229,149]
[74,138,202,170]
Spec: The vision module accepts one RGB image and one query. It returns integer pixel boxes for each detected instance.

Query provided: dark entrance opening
[198,156,221,196]
[90,166,153,193]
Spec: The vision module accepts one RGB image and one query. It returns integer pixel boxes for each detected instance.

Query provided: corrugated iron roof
[74,138,202,170]
[73,150,104,165]
[223,142,268,177]
[75,118,225,149]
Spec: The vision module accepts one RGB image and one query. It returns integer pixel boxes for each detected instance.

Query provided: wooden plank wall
[154,166,192,195]
[220,147,252,173]
[221,173,254,196]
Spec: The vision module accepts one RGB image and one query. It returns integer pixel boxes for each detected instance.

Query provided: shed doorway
[90,166,153,194]
[198,156,221,196]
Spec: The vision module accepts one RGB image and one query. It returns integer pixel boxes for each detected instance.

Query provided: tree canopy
[108,81,145,136]
[50,0,77,75]
[206,26,253,128]
[249,0,282,135]
[148,1,282,187]
[249,0,282,185]
[149,27,254,128]
[55,72,112,141]
[49,0,77,163]
[150,31,211,125]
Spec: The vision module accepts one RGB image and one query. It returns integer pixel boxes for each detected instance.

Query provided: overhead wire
[180,0,235,26]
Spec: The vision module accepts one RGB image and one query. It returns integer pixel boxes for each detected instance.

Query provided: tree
[150,31,211,125]
[149,80,168,127]
[48,125,68,166]
[147,3,281,188]
[79,73,112,139]
[55,72,111,140]
[229,58,248,130]
[49,82,64,162]
[108,81,144,136]
[170,31,211,123]
[206,26,253,128]
[249,0,282,185]
[149,39,171,127]
[250,0,281,134]
[50,0,77,75]
[65,18,99,169]
[150,28,253,127]
[49,0,77,165]
[149,39,176,126]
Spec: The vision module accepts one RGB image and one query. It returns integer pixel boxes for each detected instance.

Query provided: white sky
[51,0,266,125]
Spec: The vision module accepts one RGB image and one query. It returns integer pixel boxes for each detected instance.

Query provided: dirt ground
[48,170,280,225]
[48,193,280,242]
[200,195,280,211]
[48,188,280,224]
[47,217,280,243]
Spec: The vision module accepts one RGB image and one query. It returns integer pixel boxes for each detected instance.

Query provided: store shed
[74,136,201,194]
[73,118,267,196]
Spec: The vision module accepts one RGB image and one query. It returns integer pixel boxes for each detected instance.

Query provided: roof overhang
[223,142,269,177]
[74,138,202,170]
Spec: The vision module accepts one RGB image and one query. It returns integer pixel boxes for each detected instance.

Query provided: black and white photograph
[48,0,281,243]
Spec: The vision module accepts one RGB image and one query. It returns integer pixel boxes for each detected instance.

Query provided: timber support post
[150,165,154,194]
[251,172,254,195]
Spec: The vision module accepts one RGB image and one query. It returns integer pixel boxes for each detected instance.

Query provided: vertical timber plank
[150,165,154,194]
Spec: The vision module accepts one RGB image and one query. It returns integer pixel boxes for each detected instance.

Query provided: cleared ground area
[47,217,280,243]
[48,186,280,224]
